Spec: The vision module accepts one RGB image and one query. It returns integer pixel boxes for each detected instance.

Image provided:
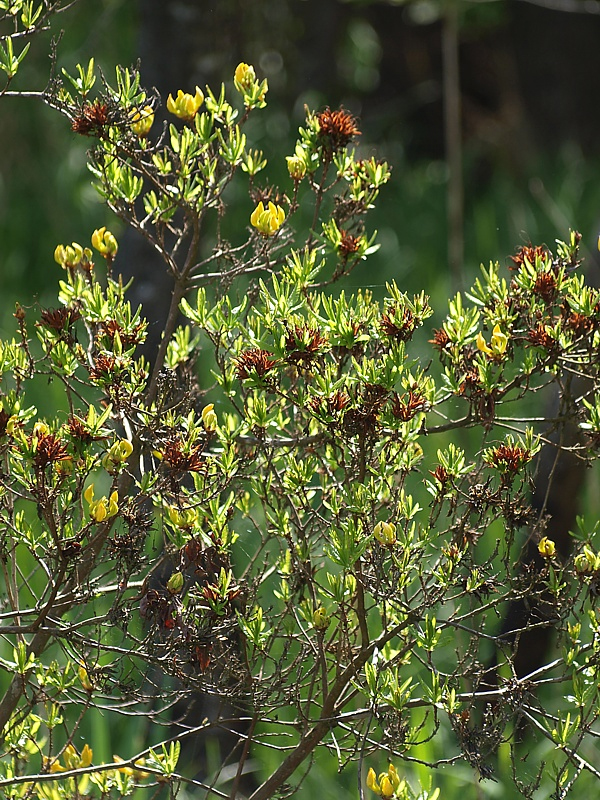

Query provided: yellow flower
[78,662,94,692]
[101,439,133,472]
[367,764,401,797]
[113,755,150,779]
[80,744,93,767]
[250,201,285,237]
[373,520,397,546]
[201,403,218,432]
[476,324,508,359]
[130,105,154,137]
[286,155,307,181]
[234,63,256,93]
[367,768,380,793]
[91,227,118,259]
[538,536,556,558]
[168,505,198,530]
[54,242,93,270]
[84,484,119,523]
[166,87,204,121]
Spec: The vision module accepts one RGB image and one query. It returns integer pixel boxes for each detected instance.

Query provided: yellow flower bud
[286,155,307,181]
[234,62,256,93]
[64,744,82,769]
[380,776,395,798]
[85,484,118,522]
[80,744,93,767]
[78,662,93,692]
[102,439,133,471]
[575,553,591,574]
[367,768,380,793]
[373,520,397,546]
[538,536,556,558]
[108,490,119,517]
[312,606,330,631]
[54,242,93,270]
[168,505,198,529]
[387,764,400,791]
[130,105,154,137]
[91,227,118,259]
[250,201,286,237]
[166,87,204,121]
[202,403,218,432]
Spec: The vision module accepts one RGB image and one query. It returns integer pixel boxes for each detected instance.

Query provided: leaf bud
[373,520,397,546]
[312,605,330,631]
[167,571,185,594]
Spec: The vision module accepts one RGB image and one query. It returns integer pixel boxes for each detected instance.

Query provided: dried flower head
[533,271,558,304]
[308,391,351,419]
[509,244,549,271]
[39,307,81,332]
[487,442,532,474]
[284,324,328,367]
[430,327,451,352]
[159,438,205,475]
[89,354,118,382]
[381,306,417,341]
[99,320,146,349]
[527,323,558,353]
[32,431,71,470]
[316,107,360,153]
[337,230,362,259]
[71,100,112,136]
[235,348,278,380]
[391,390,430,421]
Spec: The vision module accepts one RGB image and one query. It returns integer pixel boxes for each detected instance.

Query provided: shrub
[3,6,600,800]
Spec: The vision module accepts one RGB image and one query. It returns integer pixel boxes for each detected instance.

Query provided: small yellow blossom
[286,155,307,181]
[166,87,204,121]
[130,105,154,137]
[538,536,556,558]
[250,201,285,236]
[373,520,397,546]
[234,63,256,93]
[78,662,94,692]
[367,764,401,798]
[80,744,93,767]
[476,324,508,359]
[201,403,218,432]
[54,242,93,270]
[84,484,119,523]
[91,227,118,259]
[168,505,198,530]
[113,755,150,779]
[101,439,133,472]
